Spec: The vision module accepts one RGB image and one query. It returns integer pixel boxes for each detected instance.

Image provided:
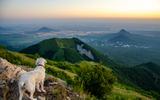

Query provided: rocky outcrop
[77,44,94,60]
[0,58,26,80]
[0,58,81,100]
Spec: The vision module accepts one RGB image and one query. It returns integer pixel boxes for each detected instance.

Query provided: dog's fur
[18,58,47,100]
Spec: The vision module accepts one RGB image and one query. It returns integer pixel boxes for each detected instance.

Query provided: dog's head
[36,57,47,67]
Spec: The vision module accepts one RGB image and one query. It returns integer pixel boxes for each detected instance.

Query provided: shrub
[76,62,116,99]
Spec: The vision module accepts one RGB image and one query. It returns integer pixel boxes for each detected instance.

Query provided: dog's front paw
[42,90,46,93]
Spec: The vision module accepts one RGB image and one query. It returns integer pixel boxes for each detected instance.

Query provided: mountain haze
[81,29,160,65]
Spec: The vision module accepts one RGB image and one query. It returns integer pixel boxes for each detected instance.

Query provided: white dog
[18,58,47,100]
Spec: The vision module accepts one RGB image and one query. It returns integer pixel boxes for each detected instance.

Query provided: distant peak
[119,29,129,33]
[118,29,130,36]
[120,29,127,32]
[39,27,53,31]
[37,27,59,32]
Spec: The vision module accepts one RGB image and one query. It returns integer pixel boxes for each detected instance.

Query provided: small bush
[76,62,116,99]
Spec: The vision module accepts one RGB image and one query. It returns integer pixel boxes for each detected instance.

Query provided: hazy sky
[0,0,160,19]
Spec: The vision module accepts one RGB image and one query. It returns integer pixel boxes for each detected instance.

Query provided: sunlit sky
[0,0,160,19]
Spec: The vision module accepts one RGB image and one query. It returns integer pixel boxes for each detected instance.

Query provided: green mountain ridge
[21,38,116,66]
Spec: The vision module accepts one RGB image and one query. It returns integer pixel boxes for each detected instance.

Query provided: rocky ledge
[0,58,81,100]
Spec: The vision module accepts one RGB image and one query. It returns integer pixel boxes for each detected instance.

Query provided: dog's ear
[44,59,47,64]
[35,58,39,66]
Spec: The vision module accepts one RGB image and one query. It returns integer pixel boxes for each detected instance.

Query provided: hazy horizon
[1,0,160,20]
[0,18,160,32]
[0,0,160,31]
